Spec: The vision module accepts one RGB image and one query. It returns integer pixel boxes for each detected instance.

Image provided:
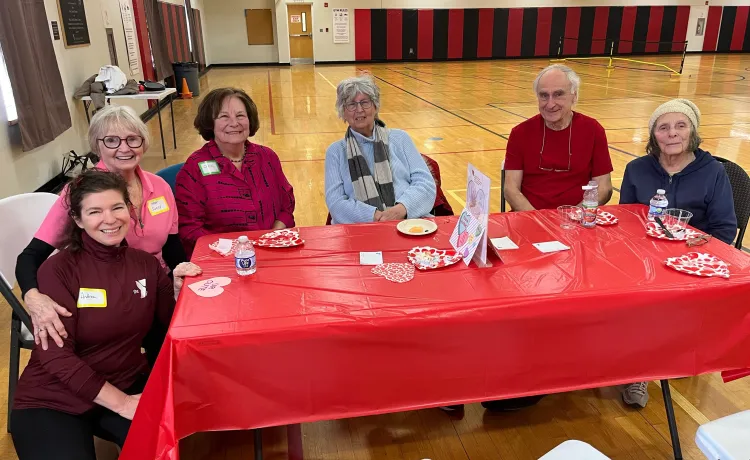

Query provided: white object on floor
[695,410,750,460]
[539,440,610,459]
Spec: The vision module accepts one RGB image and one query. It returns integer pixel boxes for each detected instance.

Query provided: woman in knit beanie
[618,98,737,409]
[620,98,735,243]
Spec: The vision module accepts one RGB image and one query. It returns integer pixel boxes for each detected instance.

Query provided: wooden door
[288,4,313,61]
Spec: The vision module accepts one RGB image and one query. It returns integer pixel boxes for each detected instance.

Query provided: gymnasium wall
[225,1,750,65]
[353,6,695,61]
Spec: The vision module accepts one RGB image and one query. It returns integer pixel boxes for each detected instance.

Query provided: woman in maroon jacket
[11,170,201,460]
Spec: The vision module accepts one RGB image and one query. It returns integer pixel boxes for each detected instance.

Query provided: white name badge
[77,288,107,308]
[198,160,220,176]
[147,196,170,216]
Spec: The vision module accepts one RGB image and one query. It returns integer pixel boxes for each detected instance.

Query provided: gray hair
[335,76,381,119]
[533,64,581,97]
[646,124,702,158]
[88,105,150,155]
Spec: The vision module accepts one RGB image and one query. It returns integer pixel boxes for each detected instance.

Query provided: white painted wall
[204,0,279,64]
[686,4,709,52]
[191,0,211,65]
[0,0,148,198]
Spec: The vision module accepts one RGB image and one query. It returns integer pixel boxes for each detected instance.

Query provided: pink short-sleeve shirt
[34,162,178,268]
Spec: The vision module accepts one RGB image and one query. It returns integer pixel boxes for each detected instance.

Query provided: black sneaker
[438,404,464,413]
[481,395,545,412]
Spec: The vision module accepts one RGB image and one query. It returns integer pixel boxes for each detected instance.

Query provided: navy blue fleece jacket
[619,149,737,244]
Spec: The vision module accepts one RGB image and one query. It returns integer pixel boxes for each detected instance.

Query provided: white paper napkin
[533,241,570,253]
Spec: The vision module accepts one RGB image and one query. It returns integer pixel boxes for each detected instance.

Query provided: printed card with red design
[665,252,730,279]
[371,263,415,283]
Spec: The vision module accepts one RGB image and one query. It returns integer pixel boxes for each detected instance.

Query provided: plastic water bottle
[581,185,598,228]
[648,189,668,222]
[235,236,256,276]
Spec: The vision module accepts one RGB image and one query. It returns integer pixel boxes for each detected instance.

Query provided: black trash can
[173,62,200,97]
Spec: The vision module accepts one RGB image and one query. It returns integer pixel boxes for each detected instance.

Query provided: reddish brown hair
[193,87,260,141]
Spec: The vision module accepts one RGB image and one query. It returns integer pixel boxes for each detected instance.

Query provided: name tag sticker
[147,196,169,216]
[77,288,107,308]
[198,160,220,176]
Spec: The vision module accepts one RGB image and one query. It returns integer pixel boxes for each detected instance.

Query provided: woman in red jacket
[175,87,296,258]
[11,170,200,460]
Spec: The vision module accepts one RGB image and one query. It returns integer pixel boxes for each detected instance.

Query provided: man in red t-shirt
[504,64,613,211]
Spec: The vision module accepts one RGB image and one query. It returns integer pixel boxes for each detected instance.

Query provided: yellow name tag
[147,196,170,216]
[77,288,107,308]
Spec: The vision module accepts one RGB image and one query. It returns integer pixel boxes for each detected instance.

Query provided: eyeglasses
[538,117,573,172]
[345,100,373,112]
[687,234,712,247]
[98,135,144,149]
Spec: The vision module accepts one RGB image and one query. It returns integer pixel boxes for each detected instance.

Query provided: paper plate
[253,229,304,248]
[407,246,462,270]
[596,211,619,226]
[646,222,703,241]
[397,219,438,236]
[665,252,730,278]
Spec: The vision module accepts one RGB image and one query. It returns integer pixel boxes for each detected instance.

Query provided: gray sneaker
[622,382,649,408]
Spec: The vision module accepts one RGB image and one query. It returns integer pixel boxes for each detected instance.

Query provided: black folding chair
[714,157,750,249]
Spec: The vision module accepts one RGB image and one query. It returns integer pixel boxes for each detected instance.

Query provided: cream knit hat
[648,98,701,132]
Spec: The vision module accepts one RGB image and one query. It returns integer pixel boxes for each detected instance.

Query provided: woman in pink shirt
[176,87,295,258]
[16,106,186,354]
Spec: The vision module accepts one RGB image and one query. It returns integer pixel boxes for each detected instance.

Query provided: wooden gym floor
[2,54,750,459]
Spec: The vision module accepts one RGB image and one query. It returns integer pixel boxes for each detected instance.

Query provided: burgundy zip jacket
[13,232,175,414]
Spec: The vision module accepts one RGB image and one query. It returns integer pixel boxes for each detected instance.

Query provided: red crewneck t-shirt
[504,112,613,210]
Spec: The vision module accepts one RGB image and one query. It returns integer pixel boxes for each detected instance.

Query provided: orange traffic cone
[180,78,193,99]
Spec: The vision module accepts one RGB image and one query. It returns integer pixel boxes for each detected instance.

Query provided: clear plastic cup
[662,208,693,238]
[557,205,581,229]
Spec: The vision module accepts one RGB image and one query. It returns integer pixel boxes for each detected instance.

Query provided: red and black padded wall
[703,6,750,52]
[355,6,695,61]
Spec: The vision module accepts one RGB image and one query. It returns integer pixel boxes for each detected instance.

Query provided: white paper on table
[491,237,519,250]
[533,241,571,253]
[359,251,383,265]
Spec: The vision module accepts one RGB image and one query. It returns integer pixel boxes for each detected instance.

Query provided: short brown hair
[62,169,132,252]
[193,88,260,141]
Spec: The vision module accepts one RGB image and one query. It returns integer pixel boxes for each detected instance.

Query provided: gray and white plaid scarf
[345,122,395,211]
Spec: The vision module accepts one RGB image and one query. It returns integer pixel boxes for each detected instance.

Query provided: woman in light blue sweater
[325,76,436,224]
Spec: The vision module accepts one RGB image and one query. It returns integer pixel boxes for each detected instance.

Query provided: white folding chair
[0,192,59,431]
[539,440,610,459]
[695,410,750,459]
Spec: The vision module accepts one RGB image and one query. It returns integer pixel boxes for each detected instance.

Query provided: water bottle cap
[238,236,249,243]
[657,189,665,194]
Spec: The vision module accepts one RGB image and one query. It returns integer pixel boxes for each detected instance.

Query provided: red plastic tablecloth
[121,205,750,460]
